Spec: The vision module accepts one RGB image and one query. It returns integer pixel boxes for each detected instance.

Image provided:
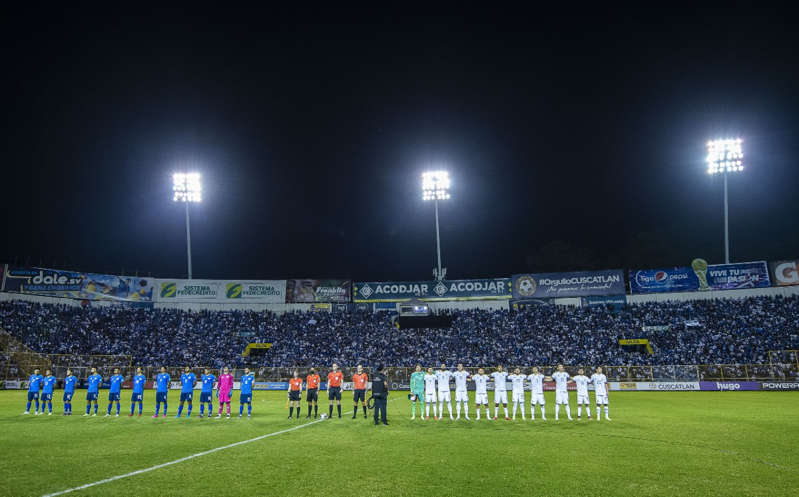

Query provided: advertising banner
[629,267,698,294]
[760,382,799,390]
[156,279,285,303]
[285,279,351,303]
[701,261,770,290]
[699,381,760,391]
[511,270,624,299]
[0,263,5,291]
[353,278,511,302]
[4,267,154,302]
[581,295,627,308]
[769,260,799,287]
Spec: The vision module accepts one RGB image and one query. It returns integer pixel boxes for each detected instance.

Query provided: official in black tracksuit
[371,365,389,425]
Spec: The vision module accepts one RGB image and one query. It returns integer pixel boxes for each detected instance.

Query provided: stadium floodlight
[422,171,450,281]
[172,172,202,279]
[706,139,743,264]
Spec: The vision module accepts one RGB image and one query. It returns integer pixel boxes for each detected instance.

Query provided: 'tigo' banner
[630,260,770,293]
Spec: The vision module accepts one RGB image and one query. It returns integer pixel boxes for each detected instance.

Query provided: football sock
[328,405,333,417]
[178,405,184,416]
[116,403,120,415]
[353,405,358,416]
[577,405,582,417]
[503,406,509,418]
[186,404,192,416]
[26,401,31,412]
[565,405,571,418]
[248,404,252,415]
[520,404,525,418]
[94,404,98,414]
[512,402,518,418]
[131,404,136,415]
[337,404,341,417]
[456,403,461,417]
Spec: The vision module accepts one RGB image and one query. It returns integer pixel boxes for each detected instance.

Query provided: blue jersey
[87,374,102,393]
[109,374,124,394]
[156,373,171,393]
[180,372,196,393]
[28,374,44,392]
[201,374,216,393]
[132,374,146,394]
[64,375,77,393]
[240,373,255,395]
[42,375,56,394]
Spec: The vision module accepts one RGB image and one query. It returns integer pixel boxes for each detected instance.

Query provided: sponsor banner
[511,270,624,299]
[285,279,351,303]
[629,267,698,294]
[4,380,21,389]
[699,381,760,391]
[254,382,289,391]
[0,264,5,291]
[607,382,700,391]
[769,260,799,287]
[581,295,627,308]
[156,279,285,303]
[4,267,154,302]
[702,261,770,290]
[353,278,511,302]
[642,325,671,333]
[760,382,799,391]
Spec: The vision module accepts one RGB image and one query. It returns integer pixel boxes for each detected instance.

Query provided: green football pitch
[1,390,797,497]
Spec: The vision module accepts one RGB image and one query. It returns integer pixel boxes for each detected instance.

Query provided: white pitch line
[41,416,327,497]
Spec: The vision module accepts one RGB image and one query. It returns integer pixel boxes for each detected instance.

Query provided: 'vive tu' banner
[156,279,286,303]
[3,267,154,302]
[353,278,511,302]
[511,270,624,299]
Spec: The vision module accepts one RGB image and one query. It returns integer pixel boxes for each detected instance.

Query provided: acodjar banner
[353,278,511,302]
[156,279,285,303]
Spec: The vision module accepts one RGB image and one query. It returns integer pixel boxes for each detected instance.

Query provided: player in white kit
[527,366,546,420]
[435,364,454,420]
[508,367,526,420]
[550,364,573,421]
[572,368,592,420]
[452,364,471,420]
[490,365,510,420]
[423,367,438,420]
[590,366,611,421]
[472,368,491,420]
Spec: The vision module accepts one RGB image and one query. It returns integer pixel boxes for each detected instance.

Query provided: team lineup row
[18,363,611,422]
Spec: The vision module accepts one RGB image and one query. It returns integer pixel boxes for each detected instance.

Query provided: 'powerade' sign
[353,278,511,302]
[511,270,624,299]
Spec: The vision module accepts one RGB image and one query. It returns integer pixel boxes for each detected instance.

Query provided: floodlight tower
[422,171,450,281]
[173,172,202,279]
[706,139,743,264]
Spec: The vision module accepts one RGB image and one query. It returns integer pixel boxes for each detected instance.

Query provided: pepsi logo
[654,271,668,283]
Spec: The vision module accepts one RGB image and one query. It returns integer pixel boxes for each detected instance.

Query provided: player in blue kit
[23,368,43,415]
[40,370,56,415]
[63,369,77,415]
[176,366,196,418]
[198,368,216,418]
[129,367,146,416]
[84,368,102,416]
[153,366,170,418]
[106,368,124,417]
[239,368,255,418]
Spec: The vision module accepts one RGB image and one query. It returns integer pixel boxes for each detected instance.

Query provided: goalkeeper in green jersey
[409,364,426,420]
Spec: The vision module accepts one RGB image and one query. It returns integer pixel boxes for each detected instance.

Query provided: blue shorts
[63,392,74,402]
[41,393,53,401]
[131,392,143,402]
[200,392,213,403]
[86,392,98,401]
[28,391,40,401]
[240,393,252,403]
[180,392,193,402]
[108,393,120,402]
[156,392,168,403]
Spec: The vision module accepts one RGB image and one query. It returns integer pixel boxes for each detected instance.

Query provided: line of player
[410,364,610,421]
[22,366,255,419]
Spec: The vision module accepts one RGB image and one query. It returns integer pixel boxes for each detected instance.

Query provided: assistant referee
[371,365,389,426]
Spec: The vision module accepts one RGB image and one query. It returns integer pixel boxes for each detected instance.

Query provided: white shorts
[455,390,468,402]
[577,393,589,404]
[425,391,437,403]
[595,394,608,405]
[494,390,508,404]
[555,391,569,404]
[530,392,545,405]
[512,390,525,403]
[438,390,451,402]
[475,392,488,405]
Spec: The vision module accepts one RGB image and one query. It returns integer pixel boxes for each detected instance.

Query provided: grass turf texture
[0,390,797,497]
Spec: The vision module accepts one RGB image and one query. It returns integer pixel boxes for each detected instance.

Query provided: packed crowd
[1,295,797,368]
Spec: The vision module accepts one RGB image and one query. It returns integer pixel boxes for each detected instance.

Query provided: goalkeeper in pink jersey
[216,367,233,418]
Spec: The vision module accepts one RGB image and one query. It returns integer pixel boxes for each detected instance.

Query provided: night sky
[2,6,798,281]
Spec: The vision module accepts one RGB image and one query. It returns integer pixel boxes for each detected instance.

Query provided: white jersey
[573,375,590,396]
[508,374,526,393]
[552,371,570,393]
[453,371,469,391]
[527,373,545,394]
[435,370,453,392]
[491,371,509,392]
[473,374,489,395]
[424,373,437,394]
[590,373,608,396]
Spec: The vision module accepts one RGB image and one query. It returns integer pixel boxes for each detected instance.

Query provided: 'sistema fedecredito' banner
[156,279,286,303]
[353,278,511,302]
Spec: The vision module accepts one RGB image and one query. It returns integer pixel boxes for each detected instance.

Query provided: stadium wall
[626,284,799,304]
